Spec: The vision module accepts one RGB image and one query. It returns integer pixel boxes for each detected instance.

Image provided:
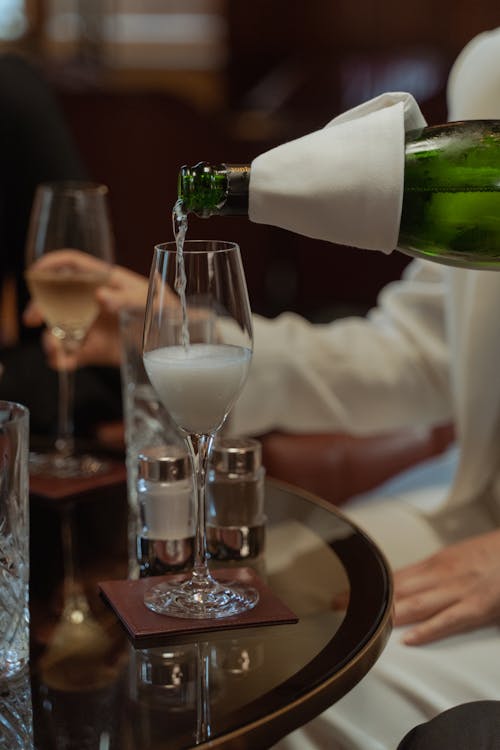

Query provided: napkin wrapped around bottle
[249,92,427,253]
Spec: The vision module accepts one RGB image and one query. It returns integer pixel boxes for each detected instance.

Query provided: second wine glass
[25,181,115,478]
[142,240,259,619]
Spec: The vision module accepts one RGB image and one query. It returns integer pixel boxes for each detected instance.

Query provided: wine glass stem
[187,433,214,582]
[195,641,212,743]
[55,365,75,459]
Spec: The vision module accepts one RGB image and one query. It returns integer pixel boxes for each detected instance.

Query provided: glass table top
[24,479,392,749]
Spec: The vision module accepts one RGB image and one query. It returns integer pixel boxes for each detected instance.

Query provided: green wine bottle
[400,121,500,268]
[178,121,500,270]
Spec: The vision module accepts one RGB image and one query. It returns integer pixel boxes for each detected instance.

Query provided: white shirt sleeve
[228,259,452,437]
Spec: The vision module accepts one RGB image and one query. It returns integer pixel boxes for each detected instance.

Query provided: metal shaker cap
[138,445,190,482]
[211,437,262,475]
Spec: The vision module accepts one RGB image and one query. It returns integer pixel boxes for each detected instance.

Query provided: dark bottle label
[222,165,250,215]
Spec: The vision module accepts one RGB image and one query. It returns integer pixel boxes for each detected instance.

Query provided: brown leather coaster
[98,567,298,645]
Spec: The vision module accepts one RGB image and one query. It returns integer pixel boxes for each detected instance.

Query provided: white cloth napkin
[249,92,427,253]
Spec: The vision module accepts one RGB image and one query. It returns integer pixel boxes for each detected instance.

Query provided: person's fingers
[22,300,45,327]
[95,267,149,312]
[401,597,492,646]
[75,333,122,368]
[28,248,111,274]
[41,330,78,371]
[394,579,469,626]
[393,559,444,600]
[393,546,467,597]
[95,286,131,313]
[400,570,500,645]
[25,249,113,325]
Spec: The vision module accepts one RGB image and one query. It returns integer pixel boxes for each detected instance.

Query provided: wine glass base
[29,451,108,479]
[144,576,259,619]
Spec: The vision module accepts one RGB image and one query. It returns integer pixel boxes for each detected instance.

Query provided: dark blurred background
[1,0,500,335]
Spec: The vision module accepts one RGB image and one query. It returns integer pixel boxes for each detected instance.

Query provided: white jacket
[229,27,500,518]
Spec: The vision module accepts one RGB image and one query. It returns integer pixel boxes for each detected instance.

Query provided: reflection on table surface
[25,480,392,750]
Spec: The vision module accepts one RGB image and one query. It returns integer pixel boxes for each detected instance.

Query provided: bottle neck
[178,162,250,217]
[223,165,250,215]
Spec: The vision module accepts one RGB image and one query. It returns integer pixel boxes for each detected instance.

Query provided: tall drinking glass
[119,306,183,578]
[25,181,115,477]
[0,401,29,678]
[142,240,259,618]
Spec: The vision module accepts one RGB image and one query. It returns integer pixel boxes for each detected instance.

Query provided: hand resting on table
[394,528,500,645]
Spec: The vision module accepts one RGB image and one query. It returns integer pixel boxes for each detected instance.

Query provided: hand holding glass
[142,240,259,618]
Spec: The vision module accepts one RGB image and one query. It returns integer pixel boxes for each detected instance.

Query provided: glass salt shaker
[136,445,195,576]
[206,437,266,560]
[130,644,197,711]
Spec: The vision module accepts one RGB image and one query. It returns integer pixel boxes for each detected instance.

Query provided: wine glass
[142,240,259,619]
[25,181,115,478]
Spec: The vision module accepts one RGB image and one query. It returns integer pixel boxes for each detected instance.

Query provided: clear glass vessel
[25,180,114,477]
[142,240,259,619]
